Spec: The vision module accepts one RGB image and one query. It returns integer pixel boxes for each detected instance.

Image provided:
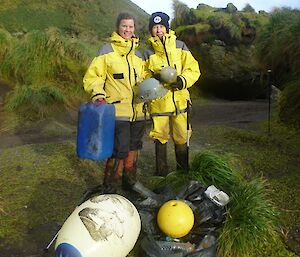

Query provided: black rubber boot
[175,143,189,172]
[155,140,169,176]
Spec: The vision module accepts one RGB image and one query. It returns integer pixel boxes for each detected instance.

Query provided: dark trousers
[112,120,145,159]
[103,120,145,188]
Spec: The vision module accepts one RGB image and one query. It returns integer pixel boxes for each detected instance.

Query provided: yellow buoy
[157,199,194,238]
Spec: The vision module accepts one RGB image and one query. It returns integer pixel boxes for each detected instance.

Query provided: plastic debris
[130,180,230,257]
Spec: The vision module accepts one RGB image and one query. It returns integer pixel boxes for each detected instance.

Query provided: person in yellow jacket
[143,12,200,176]
[83,12,145,192]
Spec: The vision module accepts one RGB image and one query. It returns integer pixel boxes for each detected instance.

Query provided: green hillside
[0,0,149,40]
[0,0,150,125]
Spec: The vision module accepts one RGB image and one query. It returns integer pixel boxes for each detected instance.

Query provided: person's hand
[169,76,184,90]
[93,98,106,106]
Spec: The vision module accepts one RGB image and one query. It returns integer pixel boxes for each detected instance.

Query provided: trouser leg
[175,143,189,172]
[103,158,124,190]
[122,120,144,189]
[155,140,168,176]
[149,116,169,176]
[122,150,138,189]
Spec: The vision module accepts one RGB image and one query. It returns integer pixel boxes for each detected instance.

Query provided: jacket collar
[110,32,139,55]
[148,30,176,53]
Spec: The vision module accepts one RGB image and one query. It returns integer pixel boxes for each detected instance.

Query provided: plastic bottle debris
[156,240,195,253]
[196,234,217,251]
[141,236,195,257]
[132,181,162,205]
[204,185,230,207]
[136,181,229,257]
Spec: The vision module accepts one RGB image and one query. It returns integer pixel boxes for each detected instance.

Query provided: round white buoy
[55,194,141,257]
[135,78,168,102]
[160,66,177,84]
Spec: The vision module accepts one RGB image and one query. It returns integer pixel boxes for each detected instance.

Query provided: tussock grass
[5,84,65,119]
[1,28,89,85]
[189,152,279,257]
[0,28,13,60]
[189,151,244,192]
[218,178,278,257]
[279,79,300,128]
[1,28,91,119]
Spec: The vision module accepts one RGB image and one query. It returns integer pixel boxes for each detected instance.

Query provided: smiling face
[151,24,167,39]
[118,19,135,40]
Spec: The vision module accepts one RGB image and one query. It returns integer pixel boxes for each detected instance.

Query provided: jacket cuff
[91,93,105,101]
[177,76,185,90]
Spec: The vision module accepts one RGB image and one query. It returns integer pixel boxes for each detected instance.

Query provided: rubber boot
[175,143,189,172]
[103,158,124,192]
[122,150,138,190]
[155,140,168,176]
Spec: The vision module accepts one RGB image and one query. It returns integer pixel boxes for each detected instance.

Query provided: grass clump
[218,178,278,257]
[1,28,89,85]
[278,79,300,128]
[5,84,65,119]
[0,28,91,120]
[188,151,279,257]
[189,151,244,193]
[0,28,13,60]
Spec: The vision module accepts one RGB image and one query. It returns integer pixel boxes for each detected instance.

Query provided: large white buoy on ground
[55,194,141,257]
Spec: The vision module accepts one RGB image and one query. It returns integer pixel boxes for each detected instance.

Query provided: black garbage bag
[132,180,229,257]
[175,181,227,228]
[176,180,207,201]
[139,210,160,235]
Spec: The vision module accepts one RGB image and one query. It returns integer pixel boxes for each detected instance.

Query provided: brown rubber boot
[103,158,124,192]
[122,150,138,190]
[155,140,169,176]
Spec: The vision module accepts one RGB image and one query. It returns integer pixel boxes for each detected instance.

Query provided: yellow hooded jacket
[83,32,144,121]
[143,30,200,115]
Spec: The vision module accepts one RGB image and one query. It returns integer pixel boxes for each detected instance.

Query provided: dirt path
[190,99,269,128]
[0,99,270,149]
[0,79,270,149]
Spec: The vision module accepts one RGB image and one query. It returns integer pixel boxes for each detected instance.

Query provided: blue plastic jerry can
[76,103,115,160]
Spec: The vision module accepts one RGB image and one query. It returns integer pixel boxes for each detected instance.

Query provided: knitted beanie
[148,12,170,32]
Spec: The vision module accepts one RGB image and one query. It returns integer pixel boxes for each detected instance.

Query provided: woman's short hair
[116,12,136,29]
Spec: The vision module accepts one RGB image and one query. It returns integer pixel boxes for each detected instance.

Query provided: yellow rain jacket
[83,32,144,121]
[143,30,200,115]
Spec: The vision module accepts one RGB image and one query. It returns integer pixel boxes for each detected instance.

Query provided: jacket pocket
[113,73,124,79]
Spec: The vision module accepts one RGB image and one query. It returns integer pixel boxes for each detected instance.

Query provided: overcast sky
[131,0,300,18]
